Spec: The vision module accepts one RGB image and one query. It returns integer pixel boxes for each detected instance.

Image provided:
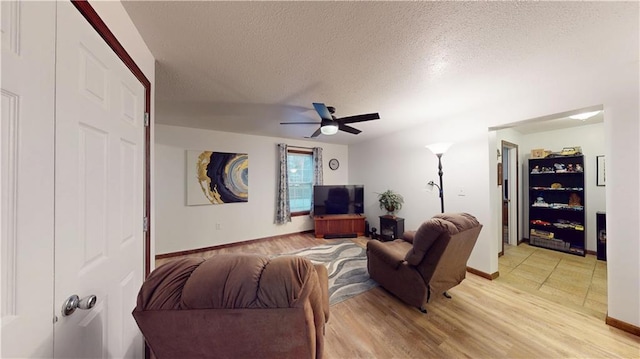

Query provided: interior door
[1,1,56,357]
[500,141,520,251]
[502,146,510,248]
[53,2,145,357]
[507,144,519,245]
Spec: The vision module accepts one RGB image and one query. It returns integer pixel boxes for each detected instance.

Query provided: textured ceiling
[121,1,637,144]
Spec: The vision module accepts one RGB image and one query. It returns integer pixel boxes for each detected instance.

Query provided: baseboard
[606,315,640,337]
[155,230,315,260]
[467,266,499,280]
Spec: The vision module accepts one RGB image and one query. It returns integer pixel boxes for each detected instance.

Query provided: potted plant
[377,190,404,216]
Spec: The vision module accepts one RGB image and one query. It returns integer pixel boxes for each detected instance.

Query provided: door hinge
[144,112,149,127]
[143,216,149,232]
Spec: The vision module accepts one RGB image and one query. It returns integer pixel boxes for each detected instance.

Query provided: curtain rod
[288,145,315,150]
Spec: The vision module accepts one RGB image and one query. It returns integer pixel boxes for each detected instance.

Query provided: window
[288,150,313,215]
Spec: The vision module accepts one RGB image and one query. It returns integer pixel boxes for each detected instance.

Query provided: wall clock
[329,158,340,170]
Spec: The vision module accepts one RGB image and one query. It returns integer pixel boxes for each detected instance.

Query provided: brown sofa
[367,212,482,312]
[132,254,329,359]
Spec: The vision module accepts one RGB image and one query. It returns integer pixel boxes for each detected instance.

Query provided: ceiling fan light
[321,124,339,135]
[569,110,601,121]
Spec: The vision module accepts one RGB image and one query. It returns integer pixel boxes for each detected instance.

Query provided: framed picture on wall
[186,150,249,205]
[596,155,606,186]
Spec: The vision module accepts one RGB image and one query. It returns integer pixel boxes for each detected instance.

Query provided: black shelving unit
[528,155,585,256]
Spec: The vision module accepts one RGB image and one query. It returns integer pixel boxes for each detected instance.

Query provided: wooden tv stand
[314,214,366,238]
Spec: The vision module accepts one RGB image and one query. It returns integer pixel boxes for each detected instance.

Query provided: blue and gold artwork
[187,150,248,205]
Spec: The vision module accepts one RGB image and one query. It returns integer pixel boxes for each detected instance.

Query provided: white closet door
[53,2,145,358]
[1,1,56,357]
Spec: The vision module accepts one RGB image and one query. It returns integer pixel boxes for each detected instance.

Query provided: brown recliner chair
[366,212,482,313]
[132,254,329,359]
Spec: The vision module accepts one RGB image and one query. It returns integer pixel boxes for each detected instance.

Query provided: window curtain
[310,147,323,216]
[275,143,291,224]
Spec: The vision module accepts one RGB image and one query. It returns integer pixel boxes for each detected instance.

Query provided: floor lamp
[426,142,453,213]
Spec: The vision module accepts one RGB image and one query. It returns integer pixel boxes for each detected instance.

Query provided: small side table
[379,215,404,241]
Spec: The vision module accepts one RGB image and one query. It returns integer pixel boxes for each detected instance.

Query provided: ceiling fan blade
[312,103,333,121]
[280,122,321,125]
[305,127,322,138]
[339,124,362,135]
[338,113,380,124]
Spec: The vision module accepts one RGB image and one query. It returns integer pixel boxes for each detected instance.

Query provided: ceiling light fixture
[320,123,339,135]
[569,110,601,121]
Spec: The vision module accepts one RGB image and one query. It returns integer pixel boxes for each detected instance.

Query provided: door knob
[62,294,97,316]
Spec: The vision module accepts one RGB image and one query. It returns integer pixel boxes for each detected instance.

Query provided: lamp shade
[320,124,339,135]
[425,142,453,155]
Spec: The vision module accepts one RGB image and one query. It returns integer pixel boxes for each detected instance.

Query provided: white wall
[155,124,349,254]
[350,118,495,275]
[350,63,639,328]
[520,123,606,252]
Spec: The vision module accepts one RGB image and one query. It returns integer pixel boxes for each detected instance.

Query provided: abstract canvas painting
[187,150,248,205]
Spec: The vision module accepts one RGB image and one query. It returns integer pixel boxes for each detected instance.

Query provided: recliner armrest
[367,240,405,270]
[402,231,417,243]
[314,264,330,322]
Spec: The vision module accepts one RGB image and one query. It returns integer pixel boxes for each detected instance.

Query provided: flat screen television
[313,185,364,215]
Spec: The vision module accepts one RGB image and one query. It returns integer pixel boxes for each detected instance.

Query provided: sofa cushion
[172,254,320,310]
[181,254,269,309]
[367,239,409,269]
[136,257,205,310]
[256,255,317,308]
[404,213,480,266]
[433,212,480,232]
[404,218,456,266]
[402,231,416,243]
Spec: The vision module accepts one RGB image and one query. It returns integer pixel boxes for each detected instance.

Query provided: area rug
[282,241,377,306]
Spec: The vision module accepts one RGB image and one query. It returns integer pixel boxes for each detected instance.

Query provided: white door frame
[506,142,519,245]
[501,140,520,253]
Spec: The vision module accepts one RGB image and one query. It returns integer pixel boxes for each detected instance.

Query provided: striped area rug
[284,241,377,306]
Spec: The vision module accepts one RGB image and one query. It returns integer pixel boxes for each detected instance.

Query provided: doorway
[501,141,519,256]
[491,105,608,317]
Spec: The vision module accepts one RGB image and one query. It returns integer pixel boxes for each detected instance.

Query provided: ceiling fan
[280,103,380,138]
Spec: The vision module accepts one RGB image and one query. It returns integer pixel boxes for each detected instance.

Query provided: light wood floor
[156,233,640,358]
